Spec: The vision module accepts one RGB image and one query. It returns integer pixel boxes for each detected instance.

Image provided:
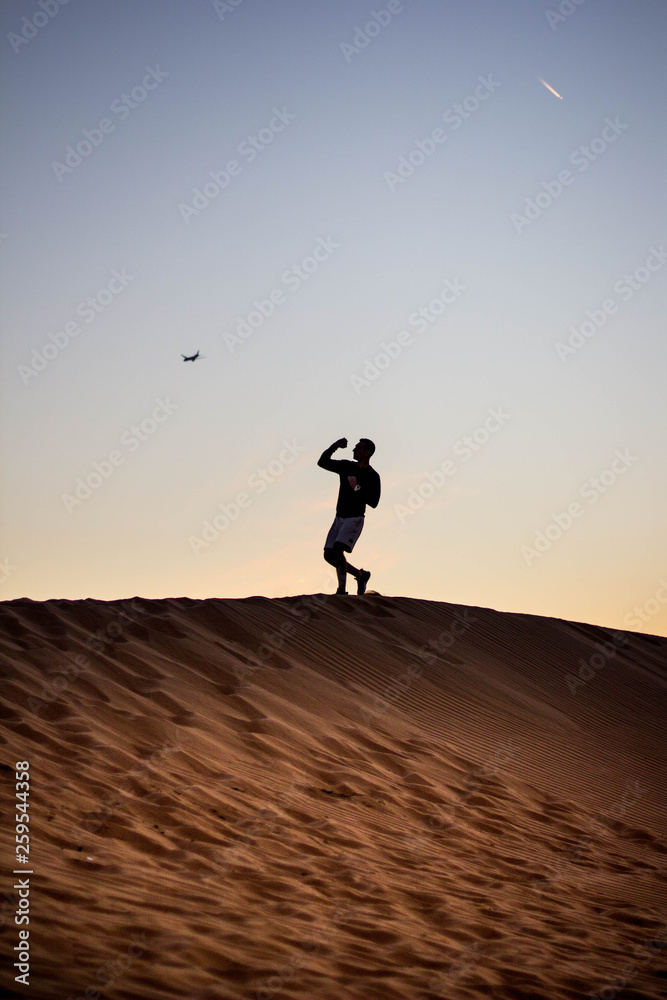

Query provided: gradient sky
[1,0,666,637]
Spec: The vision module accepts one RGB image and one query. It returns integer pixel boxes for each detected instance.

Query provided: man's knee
[333,542,348,563]
[323,547,336,565]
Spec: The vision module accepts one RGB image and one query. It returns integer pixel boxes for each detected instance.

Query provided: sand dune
[0,594,665,1000]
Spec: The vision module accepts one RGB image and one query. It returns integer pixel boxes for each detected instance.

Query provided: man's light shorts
[324,515,365,553]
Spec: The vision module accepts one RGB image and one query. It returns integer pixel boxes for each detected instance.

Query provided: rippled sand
[1,594,665,999]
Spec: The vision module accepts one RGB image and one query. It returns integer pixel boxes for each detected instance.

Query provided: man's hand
[333,438,347,450]
[348,475,357,490]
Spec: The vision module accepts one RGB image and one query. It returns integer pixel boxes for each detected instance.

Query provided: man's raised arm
[317,438,347,471]
[364,473,381,509]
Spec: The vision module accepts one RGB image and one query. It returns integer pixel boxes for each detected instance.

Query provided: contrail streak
[539,77,563,100]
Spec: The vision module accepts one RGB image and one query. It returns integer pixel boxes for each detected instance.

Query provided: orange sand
[0,594,666,999]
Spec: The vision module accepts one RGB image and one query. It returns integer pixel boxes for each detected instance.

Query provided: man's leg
[334,542,361,592]
[324,544,360,593]
[324,546,344,593]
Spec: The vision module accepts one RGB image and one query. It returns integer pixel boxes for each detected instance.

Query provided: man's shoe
[357,570,371,596]
[335,588,347,595]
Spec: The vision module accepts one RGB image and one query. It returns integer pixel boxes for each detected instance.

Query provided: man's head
[353,439,375,465]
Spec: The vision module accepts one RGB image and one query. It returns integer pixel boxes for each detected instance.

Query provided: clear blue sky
[1,0,666,636]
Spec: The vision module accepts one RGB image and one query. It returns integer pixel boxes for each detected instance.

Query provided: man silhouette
[318,437,381,595]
